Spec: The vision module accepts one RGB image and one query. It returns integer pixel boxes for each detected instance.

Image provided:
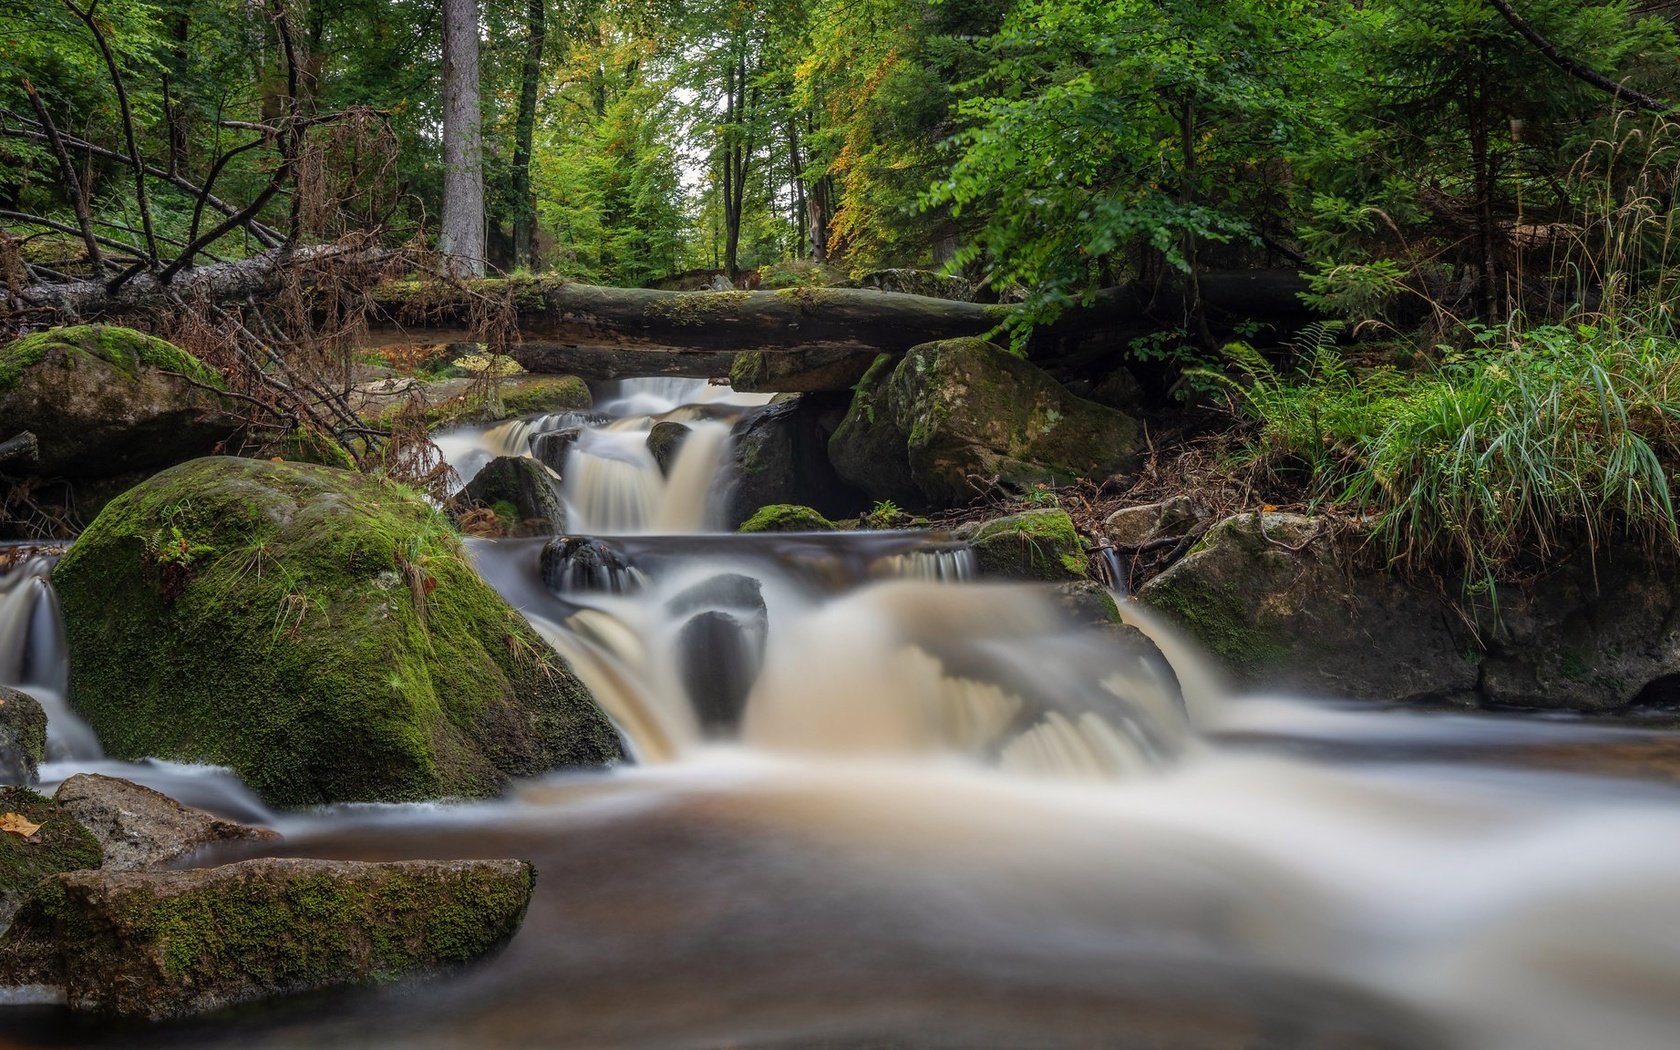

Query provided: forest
[9,2,1680,1047]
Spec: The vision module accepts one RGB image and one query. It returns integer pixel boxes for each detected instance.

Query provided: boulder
[0,786,102,929]
[737,504,838,533]
[1091,366,1146,414]
[456,456,565,536]
[52,774,279,873]
[646,421,691,475]
[492,375,591,418]
[829,340,1141,510]
[0,857,534,1020]
[52,457,621,807]
[1104,496,1211,550]
[1138,513,1479,704]
[531,427,583,473]
[0,326,234,479]
[540,536,640,594]
[724,394,862,527]
[0,688,46,787]
[955,509,1088,582]
[667,575,768,734]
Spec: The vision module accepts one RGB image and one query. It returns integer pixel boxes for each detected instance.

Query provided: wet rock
[955,509,1088,582]
[0,786,102,929]
[0,688,46,787]
[667,575,768,733]
[456,456,565,536]
[52,774,279,873]
[0,857,535,1020]
[829,340,1142,510]
[724,394,862,527]
[52,457,620,807]
[646,421,691,475]
[531,427,582,473]
[1104,496,1210,550]
[541,536,639,594]
[737,504,838,533]
[0,326,236,479]
[1052,580,1125,629]
[1138,513,1479,704]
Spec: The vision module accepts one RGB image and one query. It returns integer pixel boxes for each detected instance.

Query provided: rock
[456,456,565,535]
[0,688,46,787]
[52,457,621,807]
[0,857,535,1020]
[646,421,691,475]
[52,774,279,873]
[829,340,1142,510]
[0,326,235,479]
[737,504,838,533]
[1139,513,1479,704]
[724,394,862,527]
[492,375,591,418]
[955,509,1088,582]
[1091,366,1145,413]
[666,575,768,734]
[0,786,102,929]
[1052,580,1126,629]
[531,427,583,473]
[540,536,640,594]
[1104,496,1210,549]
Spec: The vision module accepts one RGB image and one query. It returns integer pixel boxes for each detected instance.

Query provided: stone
[1091,366,1145,413]
[829,340,1142,510]
[646,421,691,475]
[724,394,862,527]
[540,536,640,594]
[531,427,583,473]
[0,786,102,929]
[0,326,235,479]
[456,455,565,535]
[955,509,1089,582]
[51,457,621,807]
[52,774,280,873]
[1138,513,1479,704]
[0,688,46,787]
[737,504,838,533]
[0,858,535,1020]
[1104,496,1210,549]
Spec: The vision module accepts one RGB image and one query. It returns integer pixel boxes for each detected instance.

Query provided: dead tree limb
[21,79,100,269]
[1487,0,1673,112]
[0,432,38,466]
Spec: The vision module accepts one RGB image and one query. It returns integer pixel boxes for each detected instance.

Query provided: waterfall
[0,552,101,760]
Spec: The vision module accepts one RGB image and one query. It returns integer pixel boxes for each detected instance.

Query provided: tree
[440,0,486,276]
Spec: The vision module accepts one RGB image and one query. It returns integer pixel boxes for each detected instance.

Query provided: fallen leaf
[0,812,42,838]
[1262,503,1278,512]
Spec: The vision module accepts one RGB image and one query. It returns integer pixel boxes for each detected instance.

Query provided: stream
[6,378,1680,1049]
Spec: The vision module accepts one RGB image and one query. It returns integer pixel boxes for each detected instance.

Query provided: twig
[21,78,100,269]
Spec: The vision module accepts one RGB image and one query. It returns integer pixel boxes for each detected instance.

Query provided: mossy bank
[53,457,621,807]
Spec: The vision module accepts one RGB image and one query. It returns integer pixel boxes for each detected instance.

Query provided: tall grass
[1214,321,1680,594]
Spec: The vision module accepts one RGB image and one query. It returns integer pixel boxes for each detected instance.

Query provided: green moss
[0,787,103,923]
[494,375,590,417]
[278,427,357,470]
[961,509,1087,581]
[738,504,838,533]
[643,291,752,326]
[0,325,222,395]
[729,351,769,390]
[53,457,620,807]
[1140,562,1291,671]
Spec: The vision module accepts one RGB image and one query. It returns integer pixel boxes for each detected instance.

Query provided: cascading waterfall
[0,551,99,759]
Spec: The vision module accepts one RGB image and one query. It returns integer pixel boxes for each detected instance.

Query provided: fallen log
[510,343,739,381]
[0,432,38,466]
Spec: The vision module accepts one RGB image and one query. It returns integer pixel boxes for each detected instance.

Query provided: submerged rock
[456,455,565,535]
[0,786,102,929]
[737,504,838,533]
[52,457,621,807]
[0,325,234,479]
[0,688,46,786]
[0,857,535,1020]
[53,774,279,873]
[666,575,768,733]
[829,340,1141,510]
[540,536,639,594]
[955,509,1088,582]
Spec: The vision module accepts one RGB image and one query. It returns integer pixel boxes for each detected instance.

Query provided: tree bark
[440,0,486,277]
[0,432,38,467]
[511,0,545,271]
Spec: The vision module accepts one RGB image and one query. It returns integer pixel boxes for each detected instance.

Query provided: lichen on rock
[52,456,621,807]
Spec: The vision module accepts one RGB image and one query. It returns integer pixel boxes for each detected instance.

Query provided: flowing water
[8,379,1680,1049]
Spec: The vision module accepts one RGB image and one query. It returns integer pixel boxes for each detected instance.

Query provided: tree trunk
[511,0,545,271]
[440,0,486,277]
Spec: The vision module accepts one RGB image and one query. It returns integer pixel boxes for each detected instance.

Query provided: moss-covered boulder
[0,326,234,478]
[737,504,838,533]
[455,456,565,536]
[0,857,534,1019]
[646,421,691,475]
[493,374,591,418]
[0,688,47,786]
[1138,512,1479,703]
[829,339,1140,509]
[0,787,103,929]
[955,509,1087,582]
[52,457,621,807]
[725,394,861,527]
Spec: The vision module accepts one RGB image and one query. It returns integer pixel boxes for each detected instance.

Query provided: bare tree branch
[1486,0,1673,113]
